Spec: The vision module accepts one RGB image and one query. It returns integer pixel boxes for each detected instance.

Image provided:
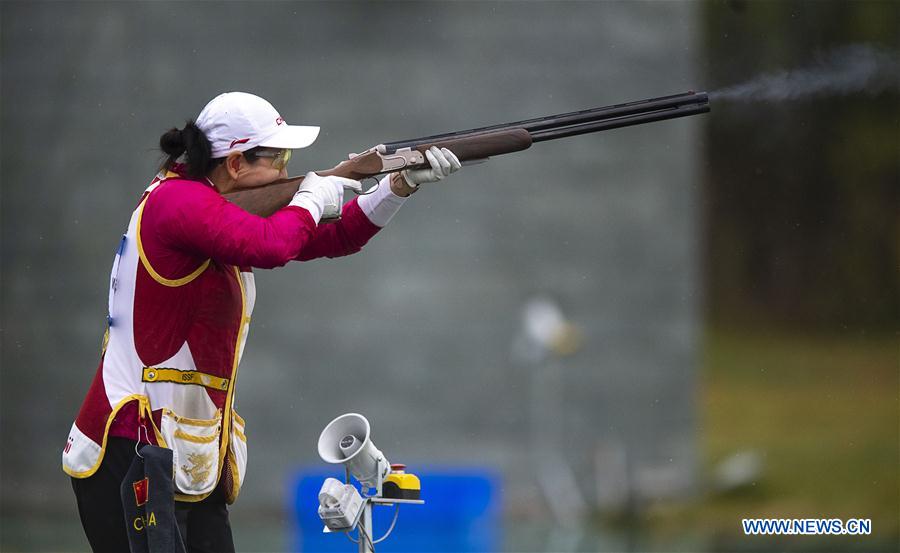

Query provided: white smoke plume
[711,44,900,102]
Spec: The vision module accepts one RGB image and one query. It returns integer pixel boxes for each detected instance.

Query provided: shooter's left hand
[393,146,462,196]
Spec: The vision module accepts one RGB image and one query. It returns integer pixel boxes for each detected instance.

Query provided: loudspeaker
[317,413,390,494]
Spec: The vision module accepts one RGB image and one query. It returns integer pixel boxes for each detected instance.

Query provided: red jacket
[63,170,381,503]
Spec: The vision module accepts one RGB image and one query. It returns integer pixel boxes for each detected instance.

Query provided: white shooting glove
[289,171,363,223]
[400,146,462,188]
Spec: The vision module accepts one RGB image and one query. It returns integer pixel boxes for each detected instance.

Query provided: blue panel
[289,467,500,553]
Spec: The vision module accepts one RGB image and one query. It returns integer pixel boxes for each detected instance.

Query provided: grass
[645,326,899,551]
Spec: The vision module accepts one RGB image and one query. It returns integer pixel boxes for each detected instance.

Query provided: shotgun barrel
[382,91,709,153]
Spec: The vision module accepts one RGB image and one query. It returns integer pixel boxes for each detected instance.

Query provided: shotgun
[225,91,709,216]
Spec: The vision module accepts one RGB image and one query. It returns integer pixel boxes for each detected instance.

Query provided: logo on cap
[275,117,285,126]
[229,138,250,148]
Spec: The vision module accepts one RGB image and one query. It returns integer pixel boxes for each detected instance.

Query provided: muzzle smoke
[711,44,900,102]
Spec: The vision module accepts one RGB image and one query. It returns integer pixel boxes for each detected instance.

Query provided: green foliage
[701,0,899,328]
[642,326,899,551]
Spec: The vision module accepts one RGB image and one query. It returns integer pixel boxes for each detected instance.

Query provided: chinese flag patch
[133,477,149,507]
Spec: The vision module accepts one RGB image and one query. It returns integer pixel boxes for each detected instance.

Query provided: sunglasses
[253,148,292,170]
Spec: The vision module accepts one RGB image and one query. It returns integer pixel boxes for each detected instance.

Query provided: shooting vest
[63,172,253,504]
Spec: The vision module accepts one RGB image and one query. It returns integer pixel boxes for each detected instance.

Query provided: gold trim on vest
[142,367,230,391]
[135,193,210,287]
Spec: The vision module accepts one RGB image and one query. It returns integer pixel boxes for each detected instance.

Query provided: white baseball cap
[195,92,320,158]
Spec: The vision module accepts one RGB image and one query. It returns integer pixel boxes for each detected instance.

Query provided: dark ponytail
[159,120,219,178]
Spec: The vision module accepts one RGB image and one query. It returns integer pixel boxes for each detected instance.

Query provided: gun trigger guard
[356,176,380,196]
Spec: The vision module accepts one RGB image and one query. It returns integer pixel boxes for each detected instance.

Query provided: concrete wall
[1,0,701,547]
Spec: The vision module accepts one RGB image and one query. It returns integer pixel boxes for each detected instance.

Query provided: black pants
[71,437,235,553]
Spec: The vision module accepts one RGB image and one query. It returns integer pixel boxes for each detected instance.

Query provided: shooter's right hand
[289,171,363,223]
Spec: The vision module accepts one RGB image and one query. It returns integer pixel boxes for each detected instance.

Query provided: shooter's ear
[224,151,244,180]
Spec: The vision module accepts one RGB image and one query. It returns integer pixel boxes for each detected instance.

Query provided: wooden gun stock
[224,128,533,216]
[222,149,385,217]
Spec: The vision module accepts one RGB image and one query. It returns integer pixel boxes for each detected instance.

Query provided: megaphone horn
[317,413,390,494]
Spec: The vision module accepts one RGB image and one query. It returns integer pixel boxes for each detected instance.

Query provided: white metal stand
[355,497,425,553]
[357,500,374,553]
